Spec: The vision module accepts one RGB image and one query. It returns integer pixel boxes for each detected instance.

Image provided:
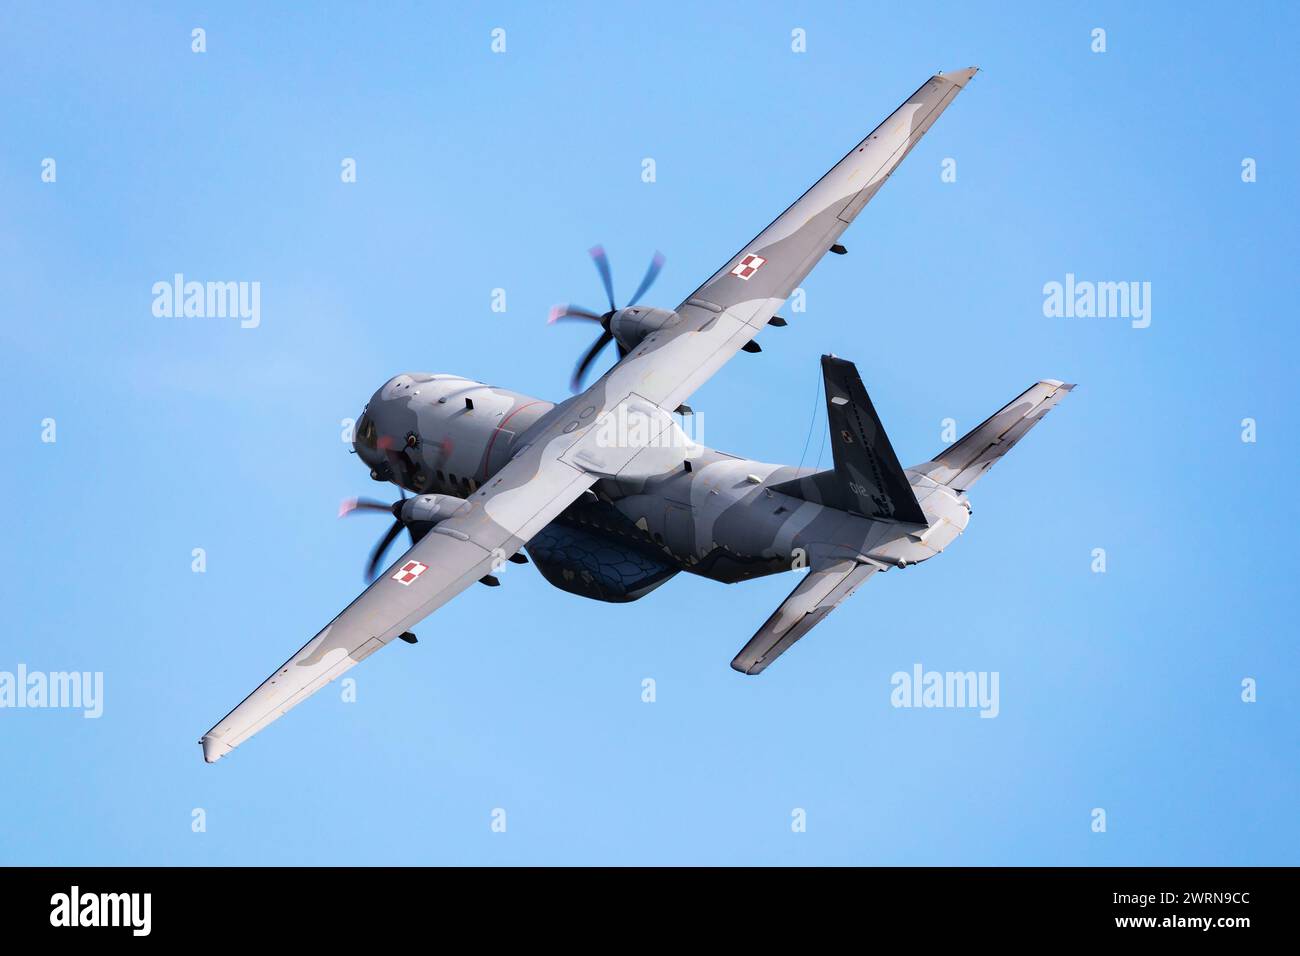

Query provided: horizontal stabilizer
[731,557,880,675]
[912,380,1074,492]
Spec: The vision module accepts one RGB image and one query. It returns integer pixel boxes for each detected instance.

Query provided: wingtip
[200,735,230,764]
[940,66,980,87]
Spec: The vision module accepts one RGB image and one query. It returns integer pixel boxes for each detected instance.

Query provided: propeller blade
[588,245,616,312]
[338,497,394,518]
[570,329,615,393]
[548,304,604,324]
[626,251,665,307]
[365,519,407,581]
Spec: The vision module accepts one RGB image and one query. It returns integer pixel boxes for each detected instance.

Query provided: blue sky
[1,1,1296,865]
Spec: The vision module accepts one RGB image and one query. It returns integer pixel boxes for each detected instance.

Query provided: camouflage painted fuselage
[354,372,970,603]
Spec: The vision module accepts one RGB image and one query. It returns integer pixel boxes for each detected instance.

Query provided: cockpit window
[357,413,376,448]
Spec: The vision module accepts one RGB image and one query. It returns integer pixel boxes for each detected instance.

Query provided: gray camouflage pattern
[200,66,1072,763]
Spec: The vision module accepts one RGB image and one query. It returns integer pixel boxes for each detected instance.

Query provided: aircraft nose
[354,409,383,468]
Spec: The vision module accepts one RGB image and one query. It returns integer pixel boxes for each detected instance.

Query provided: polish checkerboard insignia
[730,253,766,280]
[392,560,428,585]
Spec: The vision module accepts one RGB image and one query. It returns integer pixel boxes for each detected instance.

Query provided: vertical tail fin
[771,356,926,523]
[912,380,1075,492]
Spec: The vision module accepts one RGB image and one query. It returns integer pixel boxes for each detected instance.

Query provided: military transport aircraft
[200,66,1072,763]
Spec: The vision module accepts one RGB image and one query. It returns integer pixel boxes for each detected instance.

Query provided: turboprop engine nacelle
[610,306,679,353]
[399,493,469,529]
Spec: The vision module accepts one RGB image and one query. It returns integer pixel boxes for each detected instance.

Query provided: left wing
[201,389,700,762]
[199,447,597,762]
[580,67,977,415]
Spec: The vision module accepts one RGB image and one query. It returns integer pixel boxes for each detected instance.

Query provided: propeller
[549,245,665,393]
[339,489,410,581]
[340,490,526,585]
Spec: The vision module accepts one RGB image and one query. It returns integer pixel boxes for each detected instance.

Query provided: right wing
[731,556,882,675]
[578,67,979,417]
[677,68,978,326]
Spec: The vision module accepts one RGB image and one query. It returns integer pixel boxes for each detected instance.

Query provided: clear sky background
[2,2,1296,865]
